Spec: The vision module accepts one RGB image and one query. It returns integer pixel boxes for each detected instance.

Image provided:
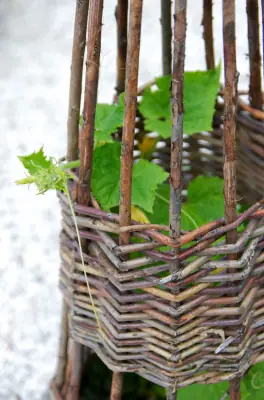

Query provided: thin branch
[170,0,187,245]
[113,0,144,398]
[110,371,124,400]
[67,0,89,161]
[202,0,215,70]
[223,1,240,398]
[55,301,69,389]
[246,0,262,110]
[261,1,264,84]
[78,0,104,205]
[223,0,238,244]
[66,342,82,400]
[119,0,143,245]
[116,0,128,94]
[161,0,172,75]
[169,1,187,397]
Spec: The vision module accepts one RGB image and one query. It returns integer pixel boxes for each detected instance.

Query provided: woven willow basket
[52,0,264,399]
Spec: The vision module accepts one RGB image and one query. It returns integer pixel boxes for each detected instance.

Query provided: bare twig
[115,0,128,94]
[67,0,89,161]
[161,0,172,75]
[246,0,262,110]
[112,0,144,398]
[55,301,69,389]
[119,0,143,244]
[78,0,104,205]
[223,1,240,398]
[202,0,215,70]
[169,1,187,398]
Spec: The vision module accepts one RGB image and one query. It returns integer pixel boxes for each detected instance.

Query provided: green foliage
[16,147,69,194]
[131,160,168,213]
[240,362,264,399]
[80,67,220,144]
[178,381,228,400]
[18,147,50,175]
[91,143,121,210]
[94,94,124,145]
[139,64,221,138]
[91,143,168,212]
[147,176,224,230]
[146,183,170,225]
[80,94,124,146]
[182,175,224,230]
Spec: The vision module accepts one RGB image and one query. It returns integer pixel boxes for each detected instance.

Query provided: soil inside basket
[80,353,165,399]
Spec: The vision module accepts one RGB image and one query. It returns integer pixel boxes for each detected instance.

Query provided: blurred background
[0,0,250,399]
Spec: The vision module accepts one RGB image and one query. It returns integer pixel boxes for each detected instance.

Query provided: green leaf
[95,104,122,139]
[17,147,68,194]
[146,183,170,225]
[144,118,171,139]
[139,64,221,138]
[178,381,228,400]
[91,143,168,212]
[18,147,50,175]
[183,65,221,134]
[132,160,169,213]
[147,176,224,231]
[181,175,224,230]
[240,362,264,399]
[91,143,122,211]
[90,93,125,145]
[139,86,171,121]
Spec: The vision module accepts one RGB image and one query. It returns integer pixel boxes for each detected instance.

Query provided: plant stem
[60,160,81,170]
[64,181,104,339]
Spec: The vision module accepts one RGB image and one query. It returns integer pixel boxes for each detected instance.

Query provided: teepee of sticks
[50,1,264,399]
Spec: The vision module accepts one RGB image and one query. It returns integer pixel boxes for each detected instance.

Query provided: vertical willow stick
[223,1,239,399]
[202,0,215,70]
[170,0,187,251]
[57,0,89,392]
[55,300,69,389]
[78,0,104,205]
[161,0,172,75]
[67,0,89,161]
[246,0,262,110]
[119,0,143,244]
[66,341,82,400]
[168,1,187,399]
[112,1,143,399]
[72,1,104,398]
[110,371,124,400]
[261,1,264,82]
[116,0,128,94]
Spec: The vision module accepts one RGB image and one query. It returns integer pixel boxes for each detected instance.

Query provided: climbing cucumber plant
[17,65,224,229]
[16,65,264,398]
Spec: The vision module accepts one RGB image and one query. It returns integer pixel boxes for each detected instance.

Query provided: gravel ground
[0,1,250,399]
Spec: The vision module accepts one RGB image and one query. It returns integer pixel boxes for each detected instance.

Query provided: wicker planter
[51,0,264,399]
[58,172,264,391]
